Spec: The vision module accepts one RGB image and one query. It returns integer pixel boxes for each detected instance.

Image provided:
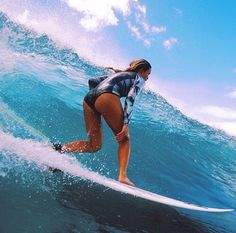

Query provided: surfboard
[83,176,234,213]
[50,162,234,213]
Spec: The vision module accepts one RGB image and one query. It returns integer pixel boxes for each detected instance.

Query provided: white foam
[0,130,113,184]
[0,130,83,176]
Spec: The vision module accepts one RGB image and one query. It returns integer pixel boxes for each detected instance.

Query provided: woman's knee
[90,144,102,152]
[117,136,130,145]
[89,141,102,152]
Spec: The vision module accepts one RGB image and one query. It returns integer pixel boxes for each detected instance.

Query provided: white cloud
[143,39,151,47]
[127,21,152,47]
[141,21,150,33]
[16,9,29,24]
[180,104,236,137]
[163,37,178,50]
[211,121,236,136]
[228,90,236,99]
[151,26,167,33]
[133,2,166,35]
[63,0,167,46]
[136,3,146,16]
[125,1,167,47]
[200,105,236,120]
[64,0,130,31]
[140,23,166,34]
[16,10,41,29]
[127,21,141,40]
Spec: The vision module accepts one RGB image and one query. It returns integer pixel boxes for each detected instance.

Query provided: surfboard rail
[99,178,234,213]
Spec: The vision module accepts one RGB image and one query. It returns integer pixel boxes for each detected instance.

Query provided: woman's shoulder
[111,71,137,78]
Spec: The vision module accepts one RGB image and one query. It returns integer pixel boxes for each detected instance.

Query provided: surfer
[53,59,151,186]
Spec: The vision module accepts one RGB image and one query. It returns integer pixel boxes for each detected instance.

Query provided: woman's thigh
[94,93,123,135]
[83,101,102,147]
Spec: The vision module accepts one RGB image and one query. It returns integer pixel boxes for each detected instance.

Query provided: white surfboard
[85,176,234,213]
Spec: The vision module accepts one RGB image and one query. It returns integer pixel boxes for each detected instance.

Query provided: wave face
[0,12,236,233]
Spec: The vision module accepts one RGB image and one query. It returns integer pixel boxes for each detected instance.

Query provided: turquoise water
[0,12,236,233]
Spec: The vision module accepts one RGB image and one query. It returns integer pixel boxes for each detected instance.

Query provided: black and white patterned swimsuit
[84,71,145,124]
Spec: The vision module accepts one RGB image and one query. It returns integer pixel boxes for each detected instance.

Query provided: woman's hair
[125,59,151,73]
[105,59,151,73]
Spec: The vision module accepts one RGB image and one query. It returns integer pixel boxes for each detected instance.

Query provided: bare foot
[48,166,63,173]
[118,176,135,186]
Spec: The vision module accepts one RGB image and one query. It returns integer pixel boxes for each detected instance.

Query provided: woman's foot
[48,167,63,173]
[118,176,135,186]
[52,143,64,153]
[50,143,64,173]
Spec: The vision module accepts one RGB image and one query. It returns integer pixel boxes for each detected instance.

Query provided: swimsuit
[84,71,145,124]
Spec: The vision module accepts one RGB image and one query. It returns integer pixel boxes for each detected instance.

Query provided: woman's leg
[62,101,102,153]
[95,93,134,186]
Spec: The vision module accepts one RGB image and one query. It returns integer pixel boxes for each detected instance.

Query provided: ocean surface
[0,12,236,233]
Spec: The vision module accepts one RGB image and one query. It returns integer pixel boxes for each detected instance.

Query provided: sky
[0,0,236,136]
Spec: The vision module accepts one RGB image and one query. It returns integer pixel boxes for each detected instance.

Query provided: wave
[0,10,236,233]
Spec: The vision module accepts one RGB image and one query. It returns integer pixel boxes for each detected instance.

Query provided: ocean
[0,12,236,233]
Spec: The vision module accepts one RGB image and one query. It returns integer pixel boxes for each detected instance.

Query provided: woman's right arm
[115,124,129,142]
[123,74,145,124]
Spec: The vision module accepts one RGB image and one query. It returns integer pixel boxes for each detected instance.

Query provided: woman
[53,59,152,186]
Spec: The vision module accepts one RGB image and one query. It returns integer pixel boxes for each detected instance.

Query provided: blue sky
[1,0,236,135]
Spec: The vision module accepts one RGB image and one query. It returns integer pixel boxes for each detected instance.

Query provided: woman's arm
[115,76,144,142]
[104,67,123,73]
[123,75,145,124]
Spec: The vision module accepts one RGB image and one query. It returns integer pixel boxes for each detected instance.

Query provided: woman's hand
[115,124,129,143]
[104,67,122,73]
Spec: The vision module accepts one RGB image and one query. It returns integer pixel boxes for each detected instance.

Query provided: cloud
[127,21,152,47]
[127,21,141,40]
[182,104,236,137]
[127,21,154,47]
[16,10,40,29]
[136,3,146,16]
[194,106,236,137]
[125,1,167,47]
[163,37,178,50]
[151,26,167,33]
[16,9,29,24]
[143,39,151,47]
[211,121,236,136]
[133,1,167,36]
[228,89,236,99]
[200,105,236,120]
[62,0,167,47]
[63,0,130,31]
